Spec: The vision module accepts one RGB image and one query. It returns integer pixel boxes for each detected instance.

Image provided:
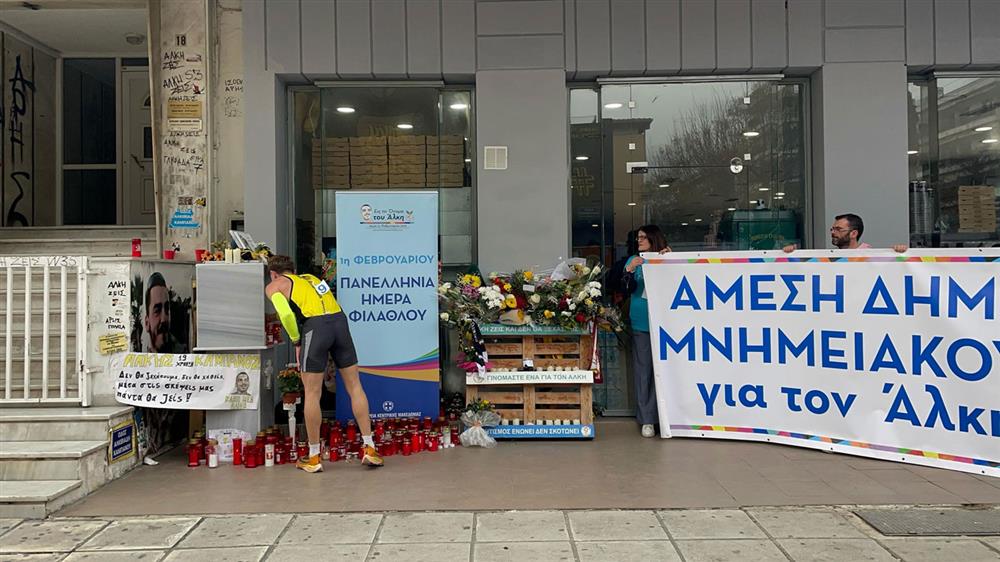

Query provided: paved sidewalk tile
[982,537,1000,551]
[78,517,199,551]
[476,511,568,542]
[278,513,381,545]
[0,520,22,538]
[659,509,766,539]
[880,538,1000,562]
[265,544,368,561]
[368,542,470,562]
[163,547,268,562]
[778,538,896,562]
[675,539,788,562]
[576,540,681,562]
[473,541,574,562]
[377,512,472,544]
[748,508,867,539]
[177,514,292,549]
[63,551,165,561]
[0,555,67,561]
[0,520,108,554]
[569,511,667,541]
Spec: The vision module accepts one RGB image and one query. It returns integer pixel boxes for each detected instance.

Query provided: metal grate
[854,507,1000,536]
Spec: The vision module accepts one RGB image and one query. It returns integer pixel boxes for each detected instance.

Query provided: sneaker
[361,445,384,467]
[296,454,323,473]
[641,424,656,438]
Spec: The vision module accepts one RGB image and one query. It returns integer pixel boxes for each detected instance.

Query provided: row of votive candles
[499,419,581,426]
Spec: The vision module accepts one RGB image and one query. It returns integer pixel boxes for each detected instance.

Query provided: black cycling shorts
[300,313,358,372]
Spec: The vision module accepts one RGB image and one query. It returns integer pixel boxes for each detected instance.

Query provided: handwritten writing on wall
[157,4,210,252]
[2,37,35,226]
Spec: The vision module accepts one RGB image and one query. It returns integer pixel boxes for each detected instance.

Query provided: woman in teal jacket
[623,225,670,438]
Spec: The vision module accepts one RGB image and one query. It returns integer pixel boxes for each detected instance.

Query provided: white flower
[588,281,601,289]
[582,266,591,275]
[562,311,571,317]
[568,303,577,311]
[439,313,449,321]
[592,265,602,275]
[530,294,541,304]
[443,282,452,290]
[589,288,601,298]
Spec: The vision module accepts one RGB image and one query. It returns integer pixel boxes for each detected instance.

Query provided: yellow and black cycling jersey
[285,273,341,318]
[270,273,341,344]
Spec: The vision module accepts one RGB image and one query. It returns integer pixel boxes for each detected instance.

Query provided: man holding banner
[266,255,384,472]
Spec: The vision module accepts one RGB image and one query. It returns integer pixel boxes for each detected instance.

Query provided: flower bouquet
[459,398,501,448]
[277,366,303,404]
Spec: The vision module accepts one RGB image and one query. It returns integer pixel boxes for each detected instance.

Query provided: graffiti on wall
[2,42,35,226]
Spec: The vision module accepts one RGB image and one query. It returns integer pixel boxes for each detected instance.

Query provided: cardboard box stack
[350,136,388,188]
[940,185,998,233]
[427,134,466,187]
[388,135,427,188]
[311,137,350,189]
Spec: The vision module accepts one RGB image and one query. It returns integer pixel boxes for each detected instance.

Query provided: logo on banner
[382,400,395,412]
[360,204,416,229]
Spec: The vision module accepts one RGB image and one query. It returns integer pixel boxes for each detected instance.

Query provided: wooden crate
[467,382,593,426]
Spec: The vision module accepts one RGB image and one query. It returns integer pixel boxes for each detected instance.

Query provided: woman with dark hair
[623,225,669,437]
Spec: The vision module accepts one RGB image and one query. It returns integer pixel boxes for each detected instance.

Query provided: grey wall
[812,62,910,248]
[476,69,569,274]
[242,0,1000,258]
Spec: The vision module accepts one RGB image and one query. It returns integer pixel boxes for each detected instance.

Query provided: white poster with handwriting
[112,353,259,410]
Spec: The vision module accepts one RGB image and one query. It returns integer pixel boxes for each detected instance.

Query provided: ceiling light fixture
[336,106,355,114]
[591,223,600,228]
[743,131,760,137]
[694,218,702,222]
[681,222,689,226]
[575,156,589,161]
[124,33,145,46]
[983,138,999,144]
[907,150,918,155]
[464,158,472,163]
[775,192,786,196]
[974,126,993,132]
[758,187,770,191]
[727,207,737,211]
[627,202,637,206]
[604,103,623,109]
[449,103,468,110]
[658,183,670,188]
[397,123,414,129]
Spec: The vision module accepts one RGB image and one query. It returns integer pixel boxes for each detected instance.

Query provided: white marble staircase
[0,226,156,257]
[0,406,137,518]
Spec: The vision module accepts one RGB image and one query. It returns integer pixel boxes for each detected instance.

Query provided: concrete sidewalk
[56,420,1000,517]
[1,506,999,561]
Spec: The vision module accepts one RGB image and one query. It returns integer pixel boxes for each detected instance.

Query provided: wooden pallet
[465,326,595,437]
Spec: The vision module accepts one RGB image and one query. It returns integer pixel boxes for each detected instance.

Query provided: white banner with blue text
[642,249,999,477]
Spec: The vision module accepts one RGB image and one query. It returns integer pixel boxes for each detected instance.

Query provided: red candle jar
[232,438,243,465]
[329,429,342,446]
[410,432,421,453]
[329,446,340,462]
[346,420,358,442]
[245,441,257,468]
[374,420,385,441]
[320,420,330,440]
[423,417,433,431]
[428,433,440,452]
[402,440,412,456]
[187,439,200,467]
[275,444,285,465]
[287,438,297,462]
[297,441,309,460]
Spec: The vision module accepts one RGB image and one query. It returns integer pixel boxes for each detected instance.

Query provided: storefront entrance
[570,79,809,416]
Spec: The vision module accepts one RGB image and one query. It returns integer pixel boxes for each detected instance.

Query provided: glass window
[291,86,475,274]
[63,170,116,225]
[570,80,808,417]
[907,76,999,247]
[63,59,116,165]
[571,81,808,259]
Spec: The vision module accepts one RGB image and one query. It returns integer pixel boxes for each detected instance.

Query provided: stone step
[0,226,155,240]
[0,406,133,441]
[0,440,108,481]
[0,238,153,257]
[0,479,84,519]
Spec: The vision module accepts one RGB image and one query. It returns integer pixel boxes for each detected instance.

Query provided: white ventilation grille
[484,146,508,170]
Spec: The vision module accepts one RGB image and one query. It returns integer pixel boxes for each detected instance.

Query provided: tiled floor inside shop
[2,507,999,561]
[57,419,1000,517]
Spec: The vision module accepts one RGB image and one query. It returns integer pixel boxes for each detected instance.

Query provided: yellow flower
[585,298,593,306]
[471,276,482,287]
[503,283,512,292]
[505,294,518,308]
[524,271,534,281]
[543,310,555,319]
[499,301,507,310]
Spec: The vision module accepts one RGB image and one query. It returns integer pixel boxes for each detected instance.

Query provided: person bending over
[265,255,383,471]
